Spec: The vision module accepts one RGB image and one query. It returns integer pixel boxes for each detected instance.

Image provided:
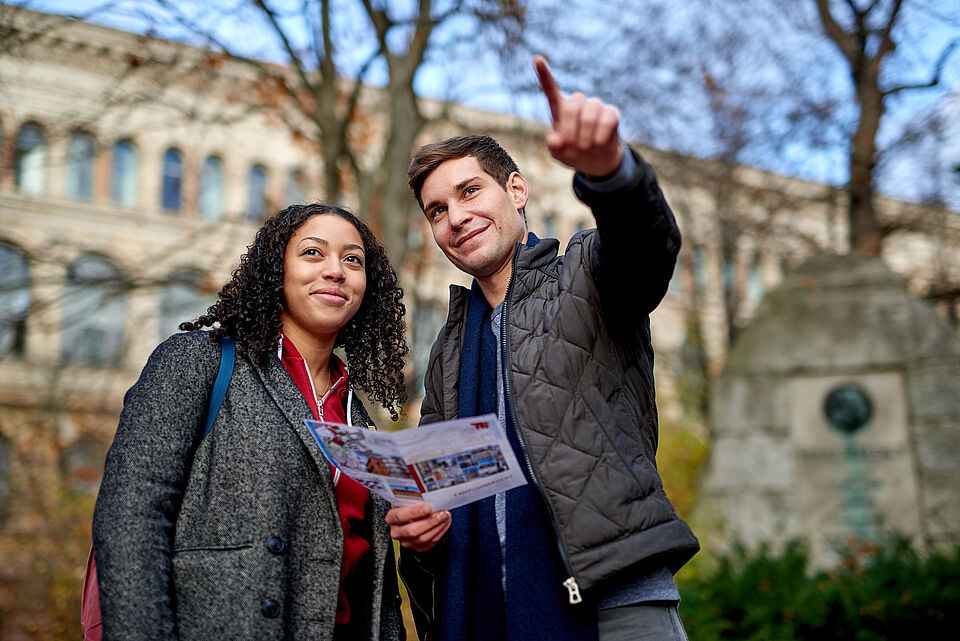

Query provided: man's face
[420,156,528,280]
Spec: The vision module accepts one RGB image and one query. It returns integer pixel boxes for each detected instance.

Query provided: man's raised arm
[534,55,681,318]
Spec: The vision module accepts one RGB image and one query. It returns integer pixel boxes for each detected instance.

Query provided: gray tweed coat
[93,331,404,641]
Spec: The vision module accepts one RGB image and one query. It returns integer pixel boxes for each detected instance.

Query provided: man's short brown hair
[408,135,521,209]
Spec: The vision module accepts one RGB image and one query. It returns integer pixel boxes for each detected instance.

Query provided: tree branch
[876,0,904,59]
[816,0,857,64]
[883,37,959,95]
[253,0,319,98]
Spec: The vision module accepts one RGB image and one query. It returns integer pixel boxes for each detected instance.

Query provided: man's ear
[507,171,529,212]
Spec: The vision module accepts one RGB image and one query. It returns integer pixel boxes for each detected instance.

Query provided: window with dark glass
[159,269,214,339]
[162,148,183,212]
[285,168,307,205]
[0,242,30,357]
[15,123,47,196]
[199,156,224,222]
[111,139,139,208]
[62,255,126,366]
[65,131,95,199]
[247,164,267,221]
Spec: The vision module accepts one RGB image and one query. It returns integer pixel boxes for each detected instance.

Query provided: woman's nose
[322,260,345,281]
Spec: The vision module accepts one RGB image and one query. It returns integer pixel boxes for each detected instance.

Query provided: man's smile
[453,226,488,248]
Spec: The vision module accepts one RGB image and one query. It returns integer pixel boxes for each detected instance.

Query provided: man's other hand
[386,504,451,552]
[534,54,624,179]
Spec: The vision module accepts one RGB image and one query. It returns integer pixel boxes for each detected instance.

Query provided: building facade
[1,5,958,546]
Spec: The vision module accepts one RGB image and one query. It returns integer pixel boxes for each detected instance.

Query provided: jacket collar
[516,231,560,272]
[447,231,561,308]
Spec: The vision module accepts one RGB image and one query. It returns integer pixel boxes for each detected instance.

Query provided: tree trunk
[848,66,885,256]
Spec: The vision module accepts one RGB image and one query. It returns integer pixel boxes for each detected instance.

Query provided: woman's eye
[303,248,321,256]
[345,255,363,265]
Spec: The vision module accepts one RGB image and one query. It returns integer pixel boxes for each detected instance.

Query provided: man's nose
[448,203,472,228]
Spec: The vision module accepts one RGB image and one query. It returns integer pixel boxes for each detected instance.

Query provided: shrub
[677,537,960,641]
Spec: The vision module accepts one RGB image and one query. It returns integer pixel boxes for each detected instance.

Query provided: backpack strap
[202,336,235,440]
[82,335,237,640]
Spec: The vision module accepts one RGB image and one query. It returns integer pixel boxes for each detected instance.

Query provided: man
[386,56,699,641]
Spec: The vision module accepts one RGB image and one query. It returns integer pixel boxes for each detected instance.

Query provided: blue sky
[17,0,960,207]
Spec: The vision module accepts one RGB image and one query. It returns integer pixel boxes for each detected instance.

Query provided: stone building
[0,7,958,540]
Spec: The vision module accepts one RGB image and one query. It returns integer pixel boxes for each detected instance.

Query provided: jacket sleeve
[418,329,446,426]
[398,541,447,641]
[380,515,407,641]
[92,333,219,640]
[573,146,682,322]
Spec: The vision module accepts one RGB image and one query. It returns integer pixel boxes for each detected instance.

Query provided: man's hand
[386,504,451,552]
[534,54,624,179]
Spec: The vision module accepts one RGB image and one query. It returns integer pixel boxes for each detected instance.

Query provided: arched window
[541,212,557,239]
[198,156,224,222]
[0,242,30,357]
[162,148,183,212]
[285,168,307,205]
[247,164,267,221]
[692,245,708,293]
[15,123,47,196]
[65,131,95,199]
[111,139,139,208]
[62,255,126,366]
[159,269,214,340]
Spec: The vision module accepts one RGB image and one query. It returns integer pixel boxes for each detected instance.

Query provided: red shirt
[279,335,371,627]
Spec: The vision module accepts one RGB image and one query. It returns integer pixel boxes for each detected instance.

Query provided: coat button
[266,536,286,554]
[262,598,281,618]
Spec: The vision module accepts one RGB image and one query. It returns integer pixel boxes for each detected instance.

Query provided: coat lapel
[250,353,334,479]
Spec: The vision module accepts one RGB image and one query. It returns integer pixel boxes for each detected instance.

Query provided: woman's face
[280,214,367,343]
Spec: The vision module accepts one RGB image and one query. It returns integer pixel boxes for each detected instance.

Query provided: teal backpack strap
[202,336,235,440]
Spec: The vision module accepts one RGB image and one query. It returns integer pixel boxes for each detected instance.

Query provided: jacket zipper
[500,241,583,605]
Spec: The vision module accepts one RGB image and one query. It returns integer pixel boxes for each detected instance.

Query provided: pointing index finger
[533,54,561,124]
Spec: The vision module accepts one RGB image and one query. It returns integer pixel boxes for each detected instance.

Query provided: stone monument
[697,253,960,567]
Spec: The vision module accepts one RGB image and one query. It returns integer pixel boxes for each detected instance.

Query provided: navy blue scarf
[440,278,597,641]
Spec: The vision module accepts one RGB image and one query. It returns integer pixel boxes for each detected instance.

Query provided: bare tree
[520,1,957,243]
[515,0,958,341]
[127,0,527,266]
[813,0,959,254]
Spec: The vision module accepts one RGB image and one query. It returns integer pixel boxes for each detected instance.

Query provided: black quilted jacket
[400,148,700,638]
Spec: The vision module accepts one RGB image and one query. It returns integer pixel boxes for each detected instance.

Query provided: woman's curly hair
[181,203,409,420]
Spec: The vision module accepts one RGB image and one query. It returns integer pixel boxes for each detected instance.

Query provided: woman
[93,203,408,640]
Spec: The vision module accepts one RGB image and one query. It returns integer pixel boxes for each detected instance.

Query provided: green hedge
[677,538,960,641]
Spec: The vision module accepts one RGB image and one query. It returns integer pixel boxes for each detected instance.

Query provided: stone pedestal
[697,253,960,567]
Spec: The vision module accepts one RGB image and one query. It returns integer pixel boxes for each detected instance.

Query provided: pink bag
[81,546,102,641]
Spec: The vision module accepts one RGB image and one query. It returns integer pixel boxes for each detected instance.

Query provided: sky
[12,0,960,208]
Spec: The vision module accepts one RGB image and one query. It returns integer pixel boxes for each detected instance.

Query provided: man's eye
[465,186,478,195]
